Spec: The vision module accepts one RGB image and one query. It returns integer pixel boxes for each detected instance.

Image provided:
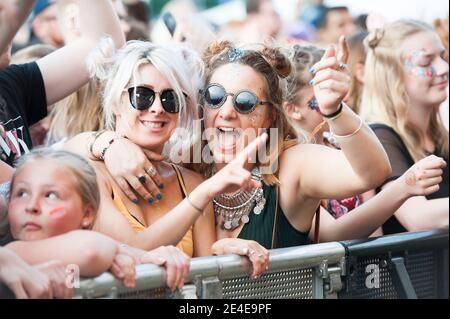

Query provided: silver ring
[338,63,347,71]
[145,166,157,177]
[138,174,146,184]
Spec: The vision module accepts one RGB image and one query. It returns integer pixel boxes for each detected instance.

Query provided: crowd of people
[0,0,448,299]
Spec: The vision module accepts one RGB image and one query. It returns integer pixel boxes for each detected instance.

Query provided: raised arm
[310,155,447,242]
[36,0,125,105]
[282,37,391,200]
[0,1,36,53]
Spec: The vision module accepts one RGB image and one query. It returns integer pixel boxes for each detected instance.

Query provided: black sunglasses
[128,86,185,114]
[202,83,272,114]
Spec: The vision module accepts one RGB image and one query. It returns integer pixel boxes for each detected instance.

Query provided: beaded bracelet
[99,136,127,161]
[87,130,107,160]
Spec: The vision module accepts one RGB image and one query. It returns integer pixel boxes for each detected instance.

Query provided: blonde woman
[361,20,449,234]
[65,40,273,281]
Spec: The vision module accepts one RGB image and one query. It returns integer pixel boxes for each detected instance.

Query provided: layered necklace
[213,167,266,230]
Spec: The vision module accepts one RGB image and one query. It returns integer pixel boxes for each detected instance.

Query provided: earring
[82,220,91,228]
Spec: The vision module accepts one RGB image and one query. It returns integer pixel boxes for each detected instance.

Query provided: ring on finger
[145,166,157,177]
[338,63,347,71]
[138,174,147,184]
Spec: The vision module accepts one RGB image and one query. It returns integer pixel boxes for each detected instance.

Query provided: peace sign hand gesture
[310,36,351,116]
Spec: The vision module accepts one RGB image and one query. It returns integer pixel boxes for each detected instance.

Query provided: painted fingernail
[309,80,314,86]
[159,183,165,189]
[147,198,154,204]
[309,67,315,74]
[156,194,162,200]
[132,199,139,204]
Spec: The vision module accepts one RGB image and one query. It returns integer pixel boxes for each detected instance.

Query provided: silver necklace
[213,167,266,230]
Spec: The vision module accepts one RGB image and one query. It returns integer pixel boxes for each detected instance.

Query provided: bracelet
[99,136,127,161]
[87,130,107,160]
[329,116,364,139]
[185,194,204,215]
[321,103,344,120]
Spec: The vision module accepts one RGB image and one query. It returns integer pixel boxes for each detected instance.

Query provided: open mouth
[215,127,241,152]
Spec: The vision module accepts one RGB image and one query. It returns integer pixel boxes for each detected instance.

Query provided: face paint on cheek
[404,51,436,78]
[47,207,66,218]
[249,107,263,126]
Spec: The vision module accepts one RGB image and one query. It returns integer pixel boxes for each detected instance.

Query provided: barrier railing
[73,241,346,299]
[1,229,448,299]
[338,228,449,299]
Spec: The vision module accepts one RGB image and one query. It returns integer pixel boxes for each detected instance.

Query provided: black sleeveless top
[238,184,311,249]
[371,123,449,235]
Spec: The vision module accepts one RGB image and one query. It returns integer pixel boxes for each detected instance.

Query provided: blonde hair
[87,38,204,160]
[346,32,368,114]
[46,80,104,145]
[197,41,300,185]
[10,44,56,64]
[361,19,449,162]
[11,149,100,214]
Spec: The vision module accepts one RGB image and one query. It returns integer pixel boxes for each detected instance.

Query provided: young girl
[361,20,449,234]
[5,148,191,293]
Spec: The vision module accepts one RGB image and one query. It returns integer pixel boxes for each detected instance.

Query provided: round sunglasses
[202,83,272,114]
[128,86,185,114]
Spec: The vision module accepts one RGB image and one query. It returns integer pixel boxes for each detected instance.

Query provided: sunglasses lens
[161,90,180,113]
[205,85,225,108]
[235,91,257,113]
[129,87,155,111]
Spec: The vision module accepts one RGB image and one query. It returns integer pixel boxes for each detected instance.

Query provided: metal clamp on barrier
[338,228,449,299]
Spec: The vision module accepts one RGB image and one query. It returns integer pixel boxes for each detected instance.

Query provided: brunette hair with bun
[199,41,299,184]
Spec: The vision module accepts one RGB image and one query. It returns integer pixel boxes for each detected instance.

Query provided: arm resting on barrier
[5,230,118,277]
[390,195,449,231]
[311,155,448,242]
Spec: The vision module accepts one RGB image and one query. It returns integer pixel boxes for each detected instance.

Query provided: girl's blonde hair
[197,40,300,185]
[361,19,449,162]
[11,149,100,214]
[87,38,204,160]
[46,80,104,145]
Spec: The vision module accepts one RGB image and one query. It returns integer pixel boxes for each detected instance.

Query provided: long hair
[46,79,104,145]
[195,40,300,185]
[361,19,449,162]
[346,31,368,113]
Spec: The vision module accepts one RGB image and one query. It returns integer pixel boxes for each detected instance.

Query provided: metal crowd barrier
[0,229,448,299]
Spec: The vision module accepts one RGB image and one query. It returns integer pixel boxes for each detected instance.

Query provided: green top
[238,184,311,249]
